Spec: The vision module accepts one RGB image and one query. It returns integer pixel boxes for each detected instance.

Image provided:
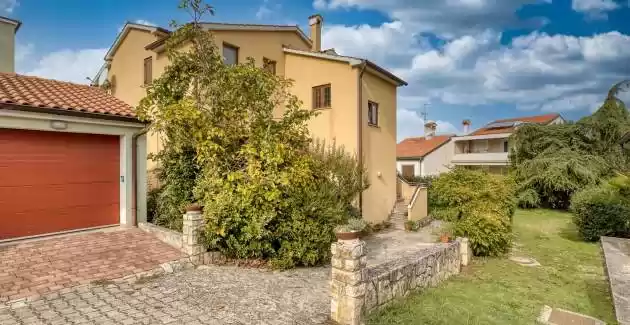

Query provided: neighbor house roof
[0,73,137,120]
[0,16,21,32]
[471,113,562,136]
[144,22,312,52]
[283,47,408,86]
[397,135,453,159]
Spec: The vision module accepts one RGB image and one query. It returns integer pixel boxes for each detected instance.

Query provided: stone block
[332,269,363,286]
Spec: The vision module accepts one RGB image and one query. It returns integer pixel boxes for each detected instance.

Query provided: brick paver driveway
[0,265,330,325]
[0,229,184,304]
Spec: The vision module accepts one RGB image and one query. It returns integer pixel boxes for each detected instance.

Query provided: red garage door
[0,129,120,240]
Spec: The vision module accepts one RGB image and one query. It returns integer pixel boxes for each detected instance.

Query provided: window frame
[503,140,509,153]
[222,42,239,65]
[368,101,379,127]
[143,56,153,86]
[401,165,415,179]
[263,57,276,75]
[312,84,332,109]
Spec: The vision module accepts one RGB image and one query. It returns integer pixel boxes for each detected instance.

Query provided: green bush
[137,10,367,269]
[429,168,515,256]
[571,175,630,241]
[517,188,541,209]
[453,208,512,256]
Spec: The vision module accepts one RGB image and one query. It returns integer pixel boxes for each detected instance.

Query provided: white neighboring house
[396,121,455,178]
[451,113,565,174]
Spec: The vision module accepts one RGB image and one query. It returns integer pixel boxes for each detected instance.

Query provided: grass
[367,209,617,325]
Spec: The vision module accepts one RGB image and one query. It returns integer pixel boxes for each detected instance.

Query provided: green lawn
[367,209,617,325]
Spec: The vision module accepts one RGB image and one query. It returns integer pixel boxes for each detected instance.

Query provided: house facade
[99,15,406,223]
[451,113,565,174]
[396,121,454,178]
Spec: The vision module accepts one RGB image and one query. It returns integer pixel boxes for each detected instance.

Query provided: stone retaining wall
[138,222,183,251]
[364,242,461,312]
[331,237,469,325]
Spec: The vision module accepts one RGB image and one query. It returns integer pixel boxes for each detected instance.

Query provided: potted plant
[440,230,451,243]
[335,218,368,240]
[404,220,414,232]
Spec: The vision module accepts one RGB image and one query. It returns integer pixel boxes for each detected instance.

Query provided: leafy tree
[510,81,630,209]
[137,0,366,268]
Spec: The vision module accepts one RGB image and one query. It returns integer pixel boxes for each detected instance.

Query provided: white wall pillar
[136,134,148,223]
[120,134,134,225]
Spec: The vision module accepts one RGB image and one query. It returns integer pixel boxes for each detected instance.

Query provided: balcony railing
[451,152,509,165]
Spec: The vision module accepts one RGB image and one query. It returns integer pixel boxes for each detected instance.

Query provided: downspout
[357,61,367,216]
[132,128,148,226]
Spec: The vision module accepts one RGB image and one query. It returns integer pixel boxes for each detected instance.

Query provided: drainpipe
[132,129,148,226]
[357,61,367,216]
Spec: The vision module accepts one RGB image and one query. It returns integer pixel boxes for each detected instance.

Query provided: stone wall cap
[185,203,203,212]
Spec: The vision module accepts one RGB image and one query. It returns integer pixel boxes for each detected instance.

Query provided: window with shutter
[223,43,239,65]
[368,101,379,126]
[312,84,331,109]
[143,57,152,85]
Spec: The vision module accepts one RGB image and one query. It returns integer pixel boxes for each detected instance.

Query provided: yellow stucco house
[97,15,407,223]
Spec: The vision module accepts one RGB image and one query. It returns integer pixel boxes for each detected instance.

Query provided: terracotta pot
[440,234,450,243]
[335,231,360,240]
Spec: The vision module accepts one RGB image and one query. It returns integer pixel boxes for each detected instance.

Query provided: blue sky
[2,0,629,140]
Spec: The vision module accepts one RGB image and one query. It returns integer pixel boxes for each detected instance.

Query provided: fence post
[330,237,367,325]
[457,237,471,267]
[182,204,205,265]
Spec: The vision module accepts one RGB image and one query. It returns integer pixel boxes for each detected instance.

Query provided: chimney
[309,14,323,52]
[424,120,437,139]
[0,16,21,73]
[462,119,471,134]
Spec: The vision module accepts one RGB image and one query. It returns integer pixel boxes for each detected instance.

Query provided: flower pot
[335,231,360,241]
[440,234,450,243]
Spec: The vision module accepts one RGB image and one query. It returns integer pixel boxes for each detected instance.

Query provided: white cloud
[572,0,620,19]
[0,0,17,13]
[20,48,107,84]
[397,108,459,141]
[313,0,550,38]
[134,19,156,26]
[255,0,283,20]
[322,19,630,116]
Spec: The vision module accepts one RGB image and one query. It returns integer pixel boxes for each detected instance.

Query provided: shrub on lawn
[571,175,630,241]
[429,167,516,256]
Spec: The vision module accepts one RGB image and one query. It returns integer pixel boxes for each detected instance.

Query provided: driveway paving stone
[0,265,331,325]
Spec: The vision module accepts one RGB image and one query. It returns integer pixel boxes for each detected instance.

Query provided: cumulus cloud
[572,0,620,19]
[0,0,17,13]
[20,48,107,84]
[313,0,551,38]
[397,108,459,141]
[134,19,156,26]
[322,16,630,115]
[255,0,283,20]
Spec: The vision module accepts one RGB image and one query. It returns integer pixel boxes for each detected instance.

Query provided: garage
[0,72,148,242]
[0,129,121,239]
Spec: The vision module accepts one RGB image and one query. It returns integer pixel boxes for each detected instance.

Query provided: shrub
[453,208,512,256]
[571,175,630,241]
[429,167,515,256]
[517,188,541,209]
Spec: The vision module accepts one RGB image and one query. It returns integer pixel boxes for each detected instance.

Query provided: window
[143,57,152,85]
[368,101,379,126]
[503,141,509,153]
[223,43,239,65]
[263,58,276,75]
[401,165,415,179]
[312,84,331,109]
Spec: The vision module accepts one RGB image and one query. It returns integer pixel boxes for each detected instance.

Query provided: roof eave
[105,23,170,61]
[0,103,142,123]
[0,16,21,32]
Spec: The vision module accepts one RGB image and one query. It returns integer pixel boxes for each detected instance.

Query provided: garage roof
[0,72,137,120]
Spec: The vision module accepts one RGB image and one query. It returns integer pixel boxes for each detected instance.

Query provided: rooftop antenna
[421,103,430,121]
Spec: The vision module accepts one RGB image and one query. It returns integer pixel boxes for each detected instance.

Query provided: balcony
[451,152,509,166]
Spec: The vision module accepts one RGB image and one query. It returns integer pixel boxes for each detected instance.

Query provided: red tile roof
[0,73,137,119]
[471,113,561,136]
[397,135,452,158]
